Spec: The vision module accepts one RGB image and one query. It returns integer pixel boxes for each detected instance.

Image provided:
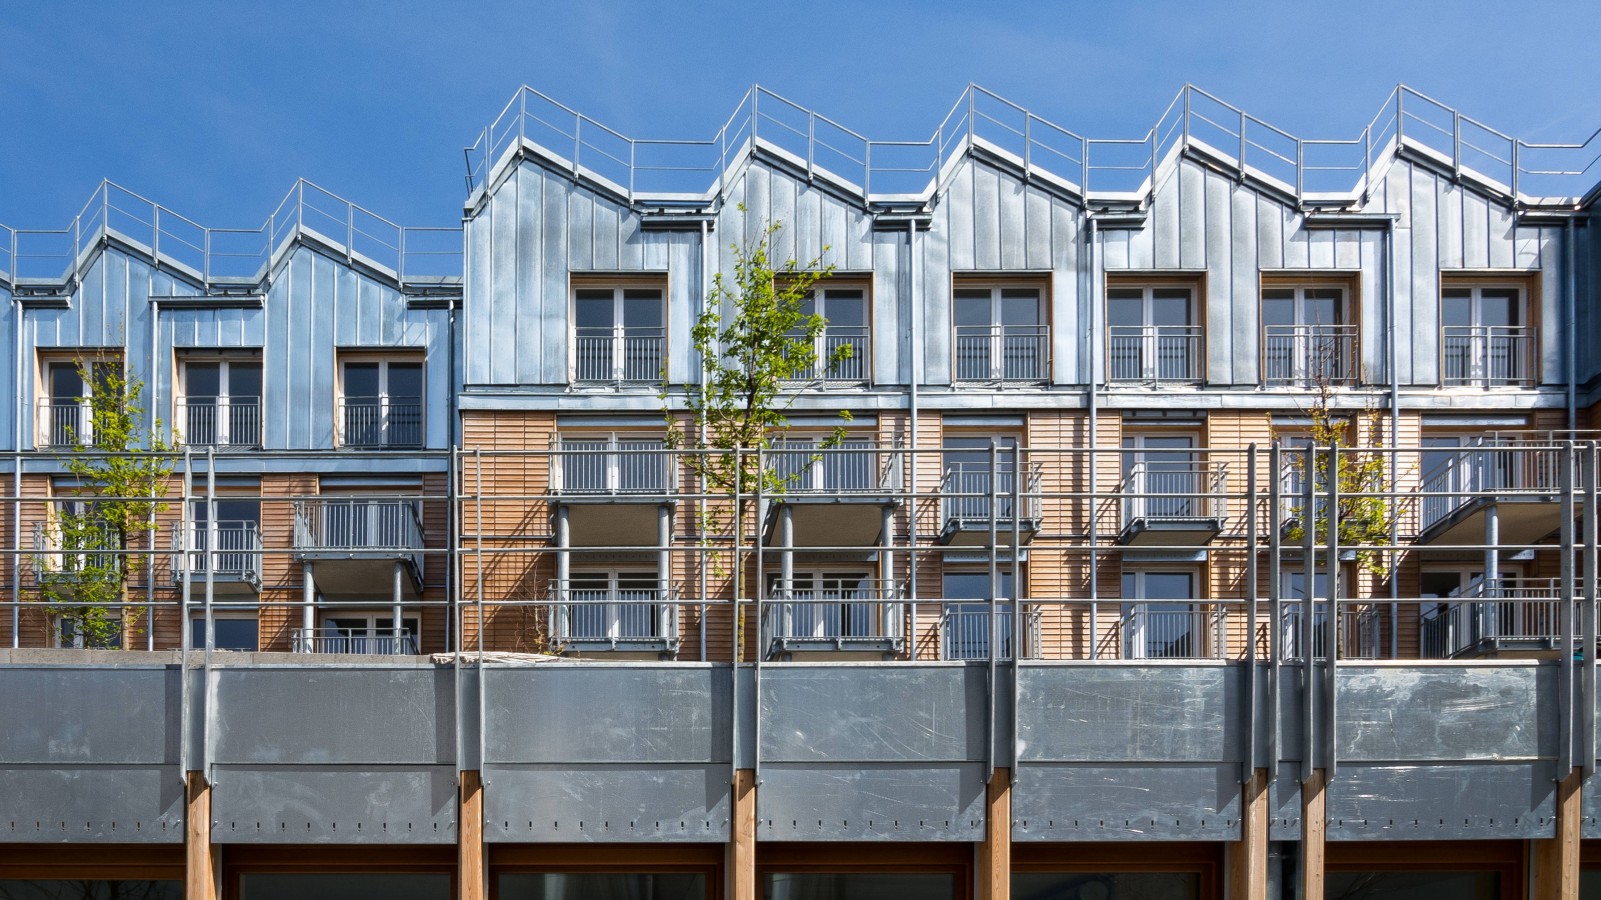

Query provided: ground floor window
[499,873,706,900]
[0,882,181,899]
[1323,870,1499,899]
[491,845,720,900]
[238,873,449,900]
[1325,841,1518,900]
[759,843,968,900]
[1013,843,1218,900]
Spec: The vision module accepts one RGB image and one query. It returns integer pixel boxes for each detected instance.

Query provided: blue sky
[1,0,1597,230]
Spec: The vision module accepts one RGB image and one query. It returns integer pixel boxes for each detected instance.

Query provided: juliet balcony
[1108,325,1203,383]
[1115,461,1228,546]
[1261,324,1357,386]
[175,397,262,448]
[1420,577,1564,659]
[171,521,262,596]
[292,498,425,596]
[546,581,681,658]
[551,436,678,547]
[761,587,904,660]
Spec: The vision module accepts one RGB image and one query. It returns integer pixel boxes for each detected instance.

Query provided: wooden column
[1300,770,1326,900]
[1227,769,1269,900]
[731,769,757,900]
[977,769,1012,900]
[1533,769,1582,900]
[460,770,486,900]
[185,772,220,900]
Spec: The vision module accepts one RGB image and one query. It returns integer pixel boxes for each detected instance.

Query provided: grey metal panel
[1277,664,1305,762]
[972,163,1001,271]
[539,169,571,386]
[1024,186,1053,271]
[921,196,952,385]
[945,159,975,271]
[484,764,729,842]
[1269,761,1303,841]
[0,766,184,842]
[872,230,902,386]
[760,665,984,763]
[1152,167,1180,269]
[1016,664,1242,763]
[1179,162,1207,270]
[1012,763,1241,841]
[1335,665,1552,762]
[1326,762,1556,840]
[0,666,178,763]
[484,665,730,764]
[758,762,985,841]
[210,765,456,843]
[1583,771,1601,838]
[211,667,455,765]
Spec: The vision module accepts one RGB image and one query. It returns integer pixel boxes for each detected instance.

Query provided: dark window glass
[0,881,183,899]
[763,873,954,900]
[1323,870,1498,899]
[240,873,450,900]
[500,873,707,900]
[1014,871,1200,900]
[190,617,260,651]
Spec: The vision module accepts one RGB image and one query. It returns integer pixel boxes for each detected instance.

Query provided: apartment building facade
[0,84,1599,899]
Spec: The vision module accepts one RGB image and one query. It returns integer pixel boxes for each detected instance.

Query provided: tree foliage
[36,361,174,647]
[1275,377,1394,575]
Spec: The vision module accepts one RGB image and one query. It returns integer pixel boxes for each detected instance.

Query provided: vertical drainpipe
[11,290,22,648]
[1385,224,1400,660]
[698,218,709,661]
[1568,217,1578,431]
[1087,217,1100,641]
[148,299,161,650]
[907,219,919,654]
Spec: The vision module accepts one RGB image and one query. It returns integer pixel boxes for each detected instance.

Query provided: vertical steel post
[1324,444,1339,779]
[753,446,765,784]
[1246,445,1259,780]
[1301,443,1316,783]
[1584,443,1598,778]
[987,440,999,783]
[1011,445,1023,785]
[1559,444,1576,776]
[1269,442,1283,773]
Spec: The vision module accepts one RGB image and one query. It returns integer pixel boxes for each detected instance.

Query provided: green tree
[663,219,854,656]
[36,361,174,648]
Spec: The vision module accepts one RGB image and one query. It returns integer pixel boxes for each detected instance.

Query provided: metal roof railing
[0,179,462,291]
[465,83,1601,210]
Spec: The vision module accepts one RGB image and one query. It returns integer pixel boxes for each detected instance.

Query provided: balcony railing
[291,626,419,655]
[176,397,262,448]
[1262,324,1357,386]
[293,498,424,574]
[940,602,1041,661]
[1119,462,1228,526]
[338,398,423,448]
[762,589,904,656]
[768,440,902,495]
[171,521,262,583]
[574,327,665,384]
[31,522,118,579]
[547,584,680,648]
[1119,605,1226,660]
[953,325,1050,383]
[37,400,93,448]
[785,328,870,382]
[1108,325,1203,383]
[551,437,678,495]
[939,462,1044,526]
[1418,437,1563,533]
[1442,325,1534,387]
[1419,577,1563,659]
[1280,603,1385,661]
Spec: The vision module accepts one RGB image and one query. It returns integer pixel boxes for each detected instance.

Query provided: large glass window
[1121,571,1200,659]
[0,881,182,899]
[1442,285,1530,386]
[239,873,450,900]
[1014,871,1201,900]
[178,357,262,447]
[39,358,118,448]
[953,285,1047,382]
[1261,285,1353,385]
[1323,870,1499,899]
[339,358,423,448]
[574,286,665,383]
[795,286,869,382]
[1108,285,1199,382]
[1122,433,1202,520]
[764,872,955,900]
[942,570,1016,660]
[500,873,707,900]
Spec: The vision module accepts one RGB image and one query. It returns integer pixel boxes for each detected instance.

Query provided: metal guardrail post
[1238,109,1248,181]
[1584,443,1598,777]
[1559,443,1576,775]
[1301,443,1316,783]
[986,440,999,783]
[1452,112,1462,179]
[1011,445,1022,785]
[1324,444,1339,779]
[1246,445,1259,782]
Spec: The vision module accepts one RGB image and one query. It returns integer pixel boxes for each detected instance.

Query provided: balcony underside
[1117,517,1226,546]
[1448,638,1562,660]
[558,497,673,547]
[766,636,903,661]
[764,497,895,547]
[1416,496,1567,546]
[559,637,680,660]
[177,572,261,598]
[939,517,1039,546]
[299,555,422,598]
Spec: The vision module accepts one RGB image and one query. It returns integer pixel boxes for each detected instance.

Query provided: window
[769,571,877,640]
[181,494,262,582]
[942,434,1024,523]
[1121,571,1202,659]
[56,614,122,650]
[769,433,881,493]
[500,873,707,900]
[189,613,260,651]
[36,485,116,581]
[1261,284,1354,385]
[573,285,665,383]
[953,284,1047,382]
[941,570,1017,660]
[793,286,869,382]
[1122,433,1202,520]
[38,357,118,448]
[552,432,674,494]
[559,571,669,642]
[1280,570,1329,660]
[1108,285,1200,382]
[1442,284,1531,386]
[297,613,420,655]
[338,357,423,448]
[176,356,262,447]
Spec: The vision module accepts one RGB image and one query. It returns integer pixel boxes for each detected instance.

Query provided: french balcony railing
[171,521,262,583]
[1108,325,1203,383]
[1119,605,1227,660]
[939,462,1044,527]
[940,602,1041,661]
[1419,577,1563,659]
[37,400,93,448]
[1119,462,1228,526]
[293,498,425,576]
[574,327,665,384]
[338,398,423,449]
[1417,437,1563,534]
[1280,603,1384,661]
[784,327,870,382]
[953,324,1050,383]
[292,626,419,656]
[761,589,904,656]
[767,440,903,495]
[547,584,680,649]
[551,437,678,495]
[31,522,118,580]
[1262,324,1357,386]
[176,397,262,448]
[1442,325,1534,387]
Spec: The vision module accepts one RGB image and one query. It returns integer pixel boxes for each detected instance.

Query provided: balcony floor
[1417,496,1567,547]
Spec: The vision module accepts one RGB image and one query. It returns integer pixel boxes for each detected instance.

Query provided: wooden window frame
[1105,271,1208,384]
[1325,839,1522,900]
[1258,271,1361,387]
[222,846,455,900]
[1439,271,1541,388]
[950,275,1052,385]
[1013,842,1221,900]
[569,272,670,386]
